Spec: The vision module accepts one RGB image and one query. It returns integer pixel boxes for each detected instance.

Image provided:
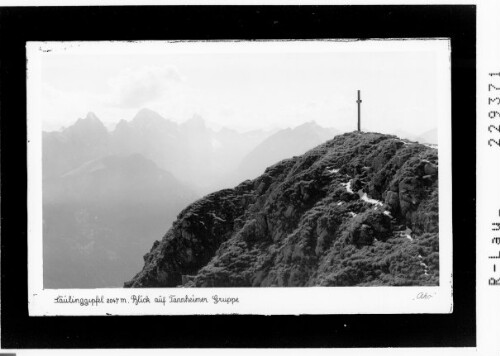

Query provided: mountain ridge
[125,131,439,288]
[43,109,340,194]
[235,121,339,182]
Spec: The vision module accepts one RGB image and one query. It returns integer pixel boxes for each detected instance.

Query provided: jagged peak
[181,114,206,129]
[85,111,99,121]
[131,108,167,126]
[76,111,103,124]
[68,112,107,133]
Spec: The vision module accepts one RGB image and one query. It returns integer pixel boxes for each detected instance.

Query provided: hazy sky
[32,40,450,134]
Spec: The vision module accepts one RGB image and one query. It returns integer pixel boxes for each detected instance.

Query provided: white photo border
[27,39,453,316]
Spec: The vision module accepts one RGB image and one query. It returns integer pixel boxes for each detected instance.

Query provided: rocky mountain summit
[125,132,439,287]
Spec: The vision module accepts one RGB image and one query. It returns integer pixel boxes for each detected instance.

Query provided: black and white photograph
[2,2,491,352]
[26,39,453,315]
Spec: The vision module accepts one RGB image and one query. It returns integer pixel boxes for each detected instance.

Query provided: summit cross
[356,90,362,132]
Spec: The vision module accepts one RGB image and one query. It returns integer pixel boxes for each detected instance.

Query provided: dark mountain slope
[125,132,439,288]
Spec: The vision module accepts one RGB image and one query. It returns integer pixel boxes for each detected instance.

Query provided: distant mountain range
[42,109,341,288]
[236,121,339,182]
[43,109,341,193]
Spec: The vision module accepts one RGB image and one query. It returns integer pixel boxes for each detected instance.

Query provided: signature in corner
[415,291,433,300]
